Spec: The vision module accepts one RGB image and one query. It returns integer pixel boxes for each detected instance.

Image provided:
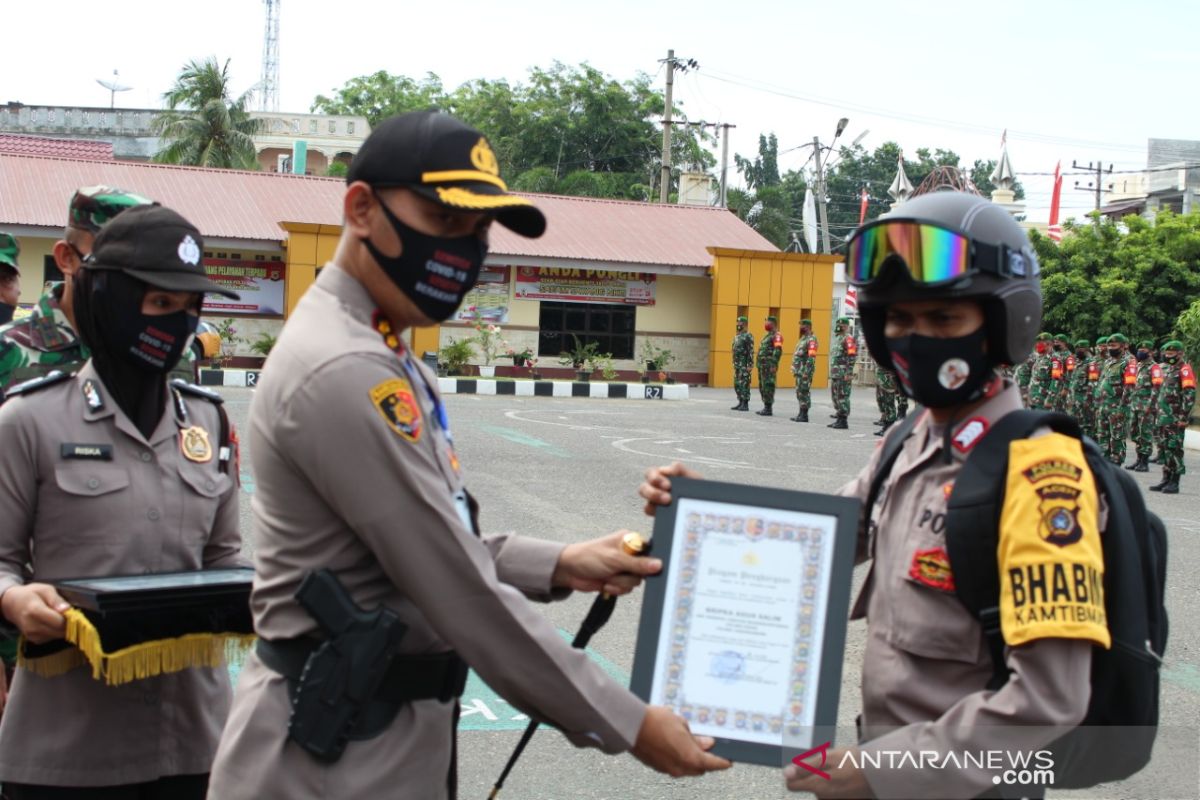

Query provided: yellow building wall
[707,249,838,389]
[636,275,712,333]
[11,236,56,304]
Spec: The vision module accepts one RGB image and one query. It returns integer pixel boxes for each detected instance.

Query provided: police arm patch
[370,377,423,442]
[998,433,1110,649]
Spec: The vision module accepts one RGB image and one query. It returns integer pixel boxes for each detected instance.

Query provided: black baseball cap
[347,110,546,238]
[85,205,240,299]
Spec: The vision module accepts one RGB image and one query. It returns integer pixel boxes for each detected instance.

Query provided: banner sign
[514,267,656,306]
[202,259,286,316]
[455,266,511,323]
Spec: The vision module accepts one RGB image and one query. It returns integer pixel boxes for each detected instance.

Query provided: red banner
[514,267,656,305]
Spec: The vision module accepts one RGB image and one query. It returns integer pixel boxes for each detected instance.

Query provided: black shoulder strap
[945,409,1081,689]
[169,377,225,404]
[3,369,73,399]
[862,410,924,544]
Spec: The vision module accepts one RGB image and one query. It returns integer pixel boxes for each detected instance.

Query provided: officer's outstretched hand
[632,705,732,777]
[638,461,705,517]
[552,530,663,596]
[1,582,70,644]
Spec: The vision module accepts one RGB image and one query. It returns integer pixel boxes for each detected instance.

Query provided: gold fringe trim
[16,642,86,678]
[18,609,256,686]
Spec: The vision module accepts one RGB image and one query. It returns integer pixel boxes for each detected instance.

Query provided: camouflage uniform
[1015,350,1036,407]
[0,233,20,326]
[1150,342,1196,494]
[1052,335,1072,413]
[1091,337,1112,448]
[1126,342,1158,471]
[755,316,783,415]
[1099,334,1138,464]
[790,321,817,422]
[874,362,897,427]
[1068,341,1094,435]
[1027,334,1060,410]
[730,316,754,411]
[828,317,857,428]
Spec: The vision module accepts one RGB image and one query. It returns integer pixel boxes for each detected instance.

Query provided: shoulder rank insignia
[82,378,104,411]
[370,377,422,442]
[169,378,224,404]
[4,370,73,398]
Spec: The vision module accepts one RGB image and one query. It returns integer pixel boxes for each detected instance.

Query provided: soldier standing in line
[1015,344,1037,407]
[895,381,909,419]
[1069,339,1094,433]
[0,234,20,327]
[730,315,754,412]
[828,316,857,429]
[1101,333,1138,465]
[873,360,898,436]
[1149,340,1196,494]
[1053,333,1072,412]
[789,318,817,422]
[1026,332,1056,410]
[1126,340,1158,472]
[756,314,783,416]
[1092,335,1112,448]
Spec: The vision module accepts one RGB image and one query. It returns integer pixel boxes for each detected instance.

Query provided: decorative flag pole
[1048,161,1063,243]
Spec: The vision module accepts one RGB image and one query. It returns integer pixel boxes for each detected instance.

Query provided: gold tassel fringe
[19,608,255,686]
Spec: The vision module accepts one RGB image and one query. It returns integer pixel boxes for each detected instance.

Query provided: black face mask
[110,307,197,373]
[1076,349,1087,358]
[362,196,487,323]
[1108,348,1123,358]
[886,327,991,409]
[1136,350,1149,361]
[0,302,13,326]
[1165,354,1179,365]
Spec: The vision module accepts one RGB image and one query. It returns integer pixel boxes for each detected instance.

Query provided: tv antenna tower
[260,0,281,111]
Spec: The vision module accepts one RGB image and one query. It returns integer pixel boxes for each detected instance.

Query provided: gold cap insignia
[470,137,499,176]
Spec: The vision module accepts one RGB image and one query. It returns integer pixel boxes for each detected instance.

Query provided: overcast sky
[6,0,1196,225]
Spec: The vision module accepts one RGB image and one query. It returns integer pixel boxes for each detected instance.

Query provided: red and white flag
[859,187,869,225]
[1048,160,1063,243]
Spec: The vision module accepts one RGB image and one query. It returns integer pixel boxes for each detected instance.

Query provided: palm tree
[152,58,260,170]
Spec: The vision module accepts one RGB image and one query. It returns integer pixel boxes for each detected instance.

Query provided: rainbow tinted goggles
[845,218,1037,287]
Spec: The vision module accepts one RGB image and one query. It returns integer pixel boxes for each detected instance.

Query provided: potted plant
[439,338,475,376]
[638,341,674,383]
[558,334,600,381]
[507,345,534,368]
[212,318,242,370]
[527,357,542,380]
[462,305,503,376]
[248,332,277,365]
[591,352,618,381]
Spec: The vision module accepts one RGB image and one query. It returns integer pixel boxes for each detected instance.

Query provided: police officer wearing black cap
[208,111,728,800]
[0,205,245,797]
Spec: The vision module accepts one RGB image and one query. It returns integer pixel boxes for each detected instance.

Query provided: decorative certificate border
[630,477,860,767]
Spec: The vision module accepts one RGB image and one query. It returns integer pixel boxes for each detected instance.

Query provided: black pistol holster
[256,569,467,763]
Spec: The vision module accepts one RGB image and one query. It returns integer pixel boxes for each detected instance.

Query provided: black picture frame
[629,476,860,767]
[53,568,254,615]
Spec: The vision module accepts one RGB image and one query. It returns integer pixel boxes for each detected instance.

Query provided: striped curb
[437,378,689,400]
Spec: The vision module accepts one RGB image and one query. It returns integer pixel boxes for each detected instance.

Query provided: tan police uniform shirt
[837,381,1101,799]
[207,266,646,800]
[0,362,243,786]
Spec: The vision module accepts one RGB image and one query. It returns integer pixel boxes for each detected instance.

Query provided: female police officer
[642,192,1106,798]
[0,205,244,798]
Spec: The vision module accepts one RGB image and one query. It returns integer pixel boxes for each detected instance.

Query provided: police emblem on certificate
[630,477,859,766]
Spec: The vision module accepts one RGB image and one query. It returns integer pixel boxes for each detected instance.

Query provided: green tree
[152,58,260,169]
[734,133,781,191]
[311,71,447,126]
[1175,298,1200,363]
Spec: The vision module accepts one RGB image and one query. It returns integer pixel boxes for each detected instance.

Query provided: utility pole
[1071,159,1114,213]
[813,136,832,253]
[719,123,736,207]
[659,49,675,203]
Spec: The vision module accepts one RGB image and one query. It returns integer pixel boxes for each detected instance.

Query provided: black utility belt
[258,637,468,705]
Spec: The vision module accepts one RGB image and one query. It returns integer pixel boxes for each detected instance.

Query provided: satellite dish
[96,69,132,109]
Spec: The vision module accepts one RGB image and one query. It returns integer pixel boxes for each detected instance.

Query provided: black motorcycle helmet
[848,191,1042,374]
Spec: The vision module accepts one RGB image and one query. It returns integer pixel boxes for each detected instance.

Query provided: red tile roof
[0,134,114,161]
[0,153,777,264]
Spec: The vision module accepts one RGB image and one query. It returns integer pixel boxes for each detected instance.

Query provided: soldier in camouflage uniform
[730,315,754,411]
[1091,336,1111,447]
[873,361,898,435]
[1068,339,1094,433]
[1100,332,1138,464]
[1125,340,1158,472]
[789,318,817,422]
[828,316,857,429]
[1149,340,1196,494]
[0,187,198,395]
[1027,333,1058,410]
[755,315,783,416]
[1015,347,1037,407]
[0,233,20,326]
[1052,333,1072,412]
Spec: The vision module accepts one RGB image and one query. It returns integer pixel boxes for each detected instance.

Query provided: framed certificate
[54,568,255,614]
[630,477,860,766]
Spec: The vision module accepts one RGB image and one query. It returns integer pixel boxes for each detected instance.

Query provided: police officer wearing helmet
[640,192,1106,798]
[0,205,245,797]
[207,110,729,800]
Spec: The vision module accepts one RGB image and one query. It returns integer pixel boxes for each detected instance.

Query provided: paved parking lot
[221,385,1199,799]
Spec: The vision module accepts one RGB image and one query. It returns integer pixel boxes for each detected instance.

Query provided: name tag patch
[61,443,113,461]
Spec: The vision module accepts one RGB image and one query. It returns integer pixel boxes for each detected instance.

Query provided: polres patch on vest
[909,546,956,592]
[370,377,423,442]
